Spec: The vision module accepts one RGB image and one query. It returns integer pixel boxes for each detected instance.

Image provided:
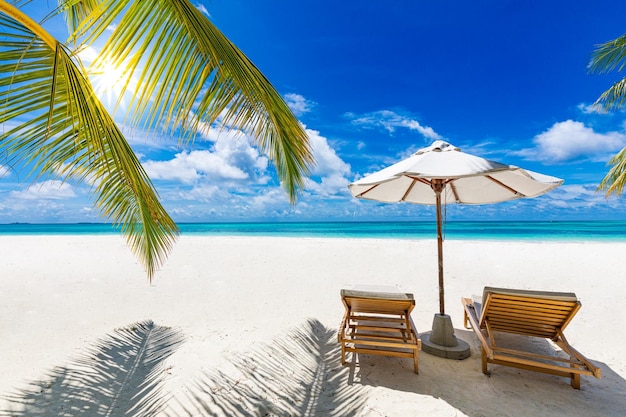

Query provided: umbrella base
[421,314,470,360]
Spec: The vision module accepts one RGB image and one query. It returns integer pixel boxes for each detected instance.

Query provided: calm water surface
[0,221,624,241]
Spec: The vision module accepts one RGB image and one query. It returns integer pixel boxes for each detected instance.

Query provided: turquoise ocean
[0,221,625,241]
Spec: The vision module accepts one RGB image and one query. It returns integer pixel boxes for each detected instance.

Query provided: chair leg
[569,353,581,389]
[341,344,346,365]
[413,349,419,374]
[481,346,489,375]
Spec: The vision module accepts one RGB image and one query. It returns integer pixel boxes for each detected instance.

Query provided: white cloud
[200,123,247,143]
[305,128,352,195]
[547,184,598,205]
[144,150,248,183]
[519,120,626,162]
[177,183,224,202]
[577,102,609,115]
[144,153,203,183]
[250,188,288,209]
[307,128,350,177]
[52,162,102,187]
[545,183,622,210]
[348,110,443,140]
[196,3,210,16]
[306,173,351,197]
[284,93,315,116]
[144,134,269,186]
[0,165,10,178]
[77,46,99,64]
[10,180,76,200]
[214,134,269,173]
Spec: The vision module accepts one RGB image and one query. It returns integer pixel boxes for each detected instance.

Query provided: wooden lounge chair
[338,289,421,373]
[462,287,601,389]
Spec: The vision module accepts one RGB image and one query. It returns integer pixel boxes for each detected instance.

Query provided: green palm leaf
[589,33,626,196]
[0,4,178,280]
[599,147,626,195]
[589,35,626,74]
[61,0,314,203]
[590,34,626,111]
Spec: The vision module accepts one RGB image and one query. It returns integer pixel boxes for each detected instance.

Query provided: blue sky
[2,0,626,223]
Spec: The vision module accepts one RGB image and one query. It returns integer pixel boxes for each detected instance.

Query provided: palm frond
[599,145,626,196]
[589,33,626,194]
[61,0,314,203]
[0,7,178,280]
[589,34,626,74]
[593,77,626,111]
[589,34,626,111]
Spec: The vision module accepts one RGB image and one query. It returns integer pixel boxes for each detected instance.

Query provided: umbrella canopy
[349,140,563,206]
[349,140,563,316]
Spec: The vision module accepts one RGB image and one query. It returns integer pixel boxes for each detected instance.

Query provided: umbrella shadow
[349,327,626,417]
[0,320,185,417]
[165,318,368,417]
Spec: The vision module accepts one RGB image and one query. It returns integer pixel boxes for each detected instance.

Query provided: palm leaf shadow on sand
[167,319,368,417]
[351,328,626,417]
[1,320,184,417]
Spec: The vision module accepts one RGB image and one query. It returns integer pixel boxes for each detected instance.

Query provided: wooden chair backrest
[341,289,415,315]
[480,287,581,339]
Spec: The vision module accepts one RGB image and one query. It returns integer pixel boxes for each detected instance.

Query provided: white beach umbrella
[348,140,563,358]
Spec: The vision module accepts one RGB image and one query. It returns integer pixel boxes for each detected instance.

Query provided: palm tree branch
[593,77,626,110]
[599,146,626,196]
[0,1,56,48]
[589,34,626,110]
[0,6,178,279]
[589,34,626,74]
[588,33,626,195]
[61,0,314,202]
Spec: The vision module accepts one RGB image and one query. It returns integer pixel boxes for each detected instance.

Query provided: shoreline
[0,220,625,243]
[1,235,625,415]
[1,233,625,245]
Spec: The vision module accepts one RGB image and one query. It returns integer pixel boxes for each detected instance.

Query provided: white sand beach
[1,235,625,416]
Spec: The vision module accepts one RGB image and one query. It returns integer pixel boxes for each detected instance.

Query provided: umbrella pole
[433,180,445,315]
[422,179,470,359]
